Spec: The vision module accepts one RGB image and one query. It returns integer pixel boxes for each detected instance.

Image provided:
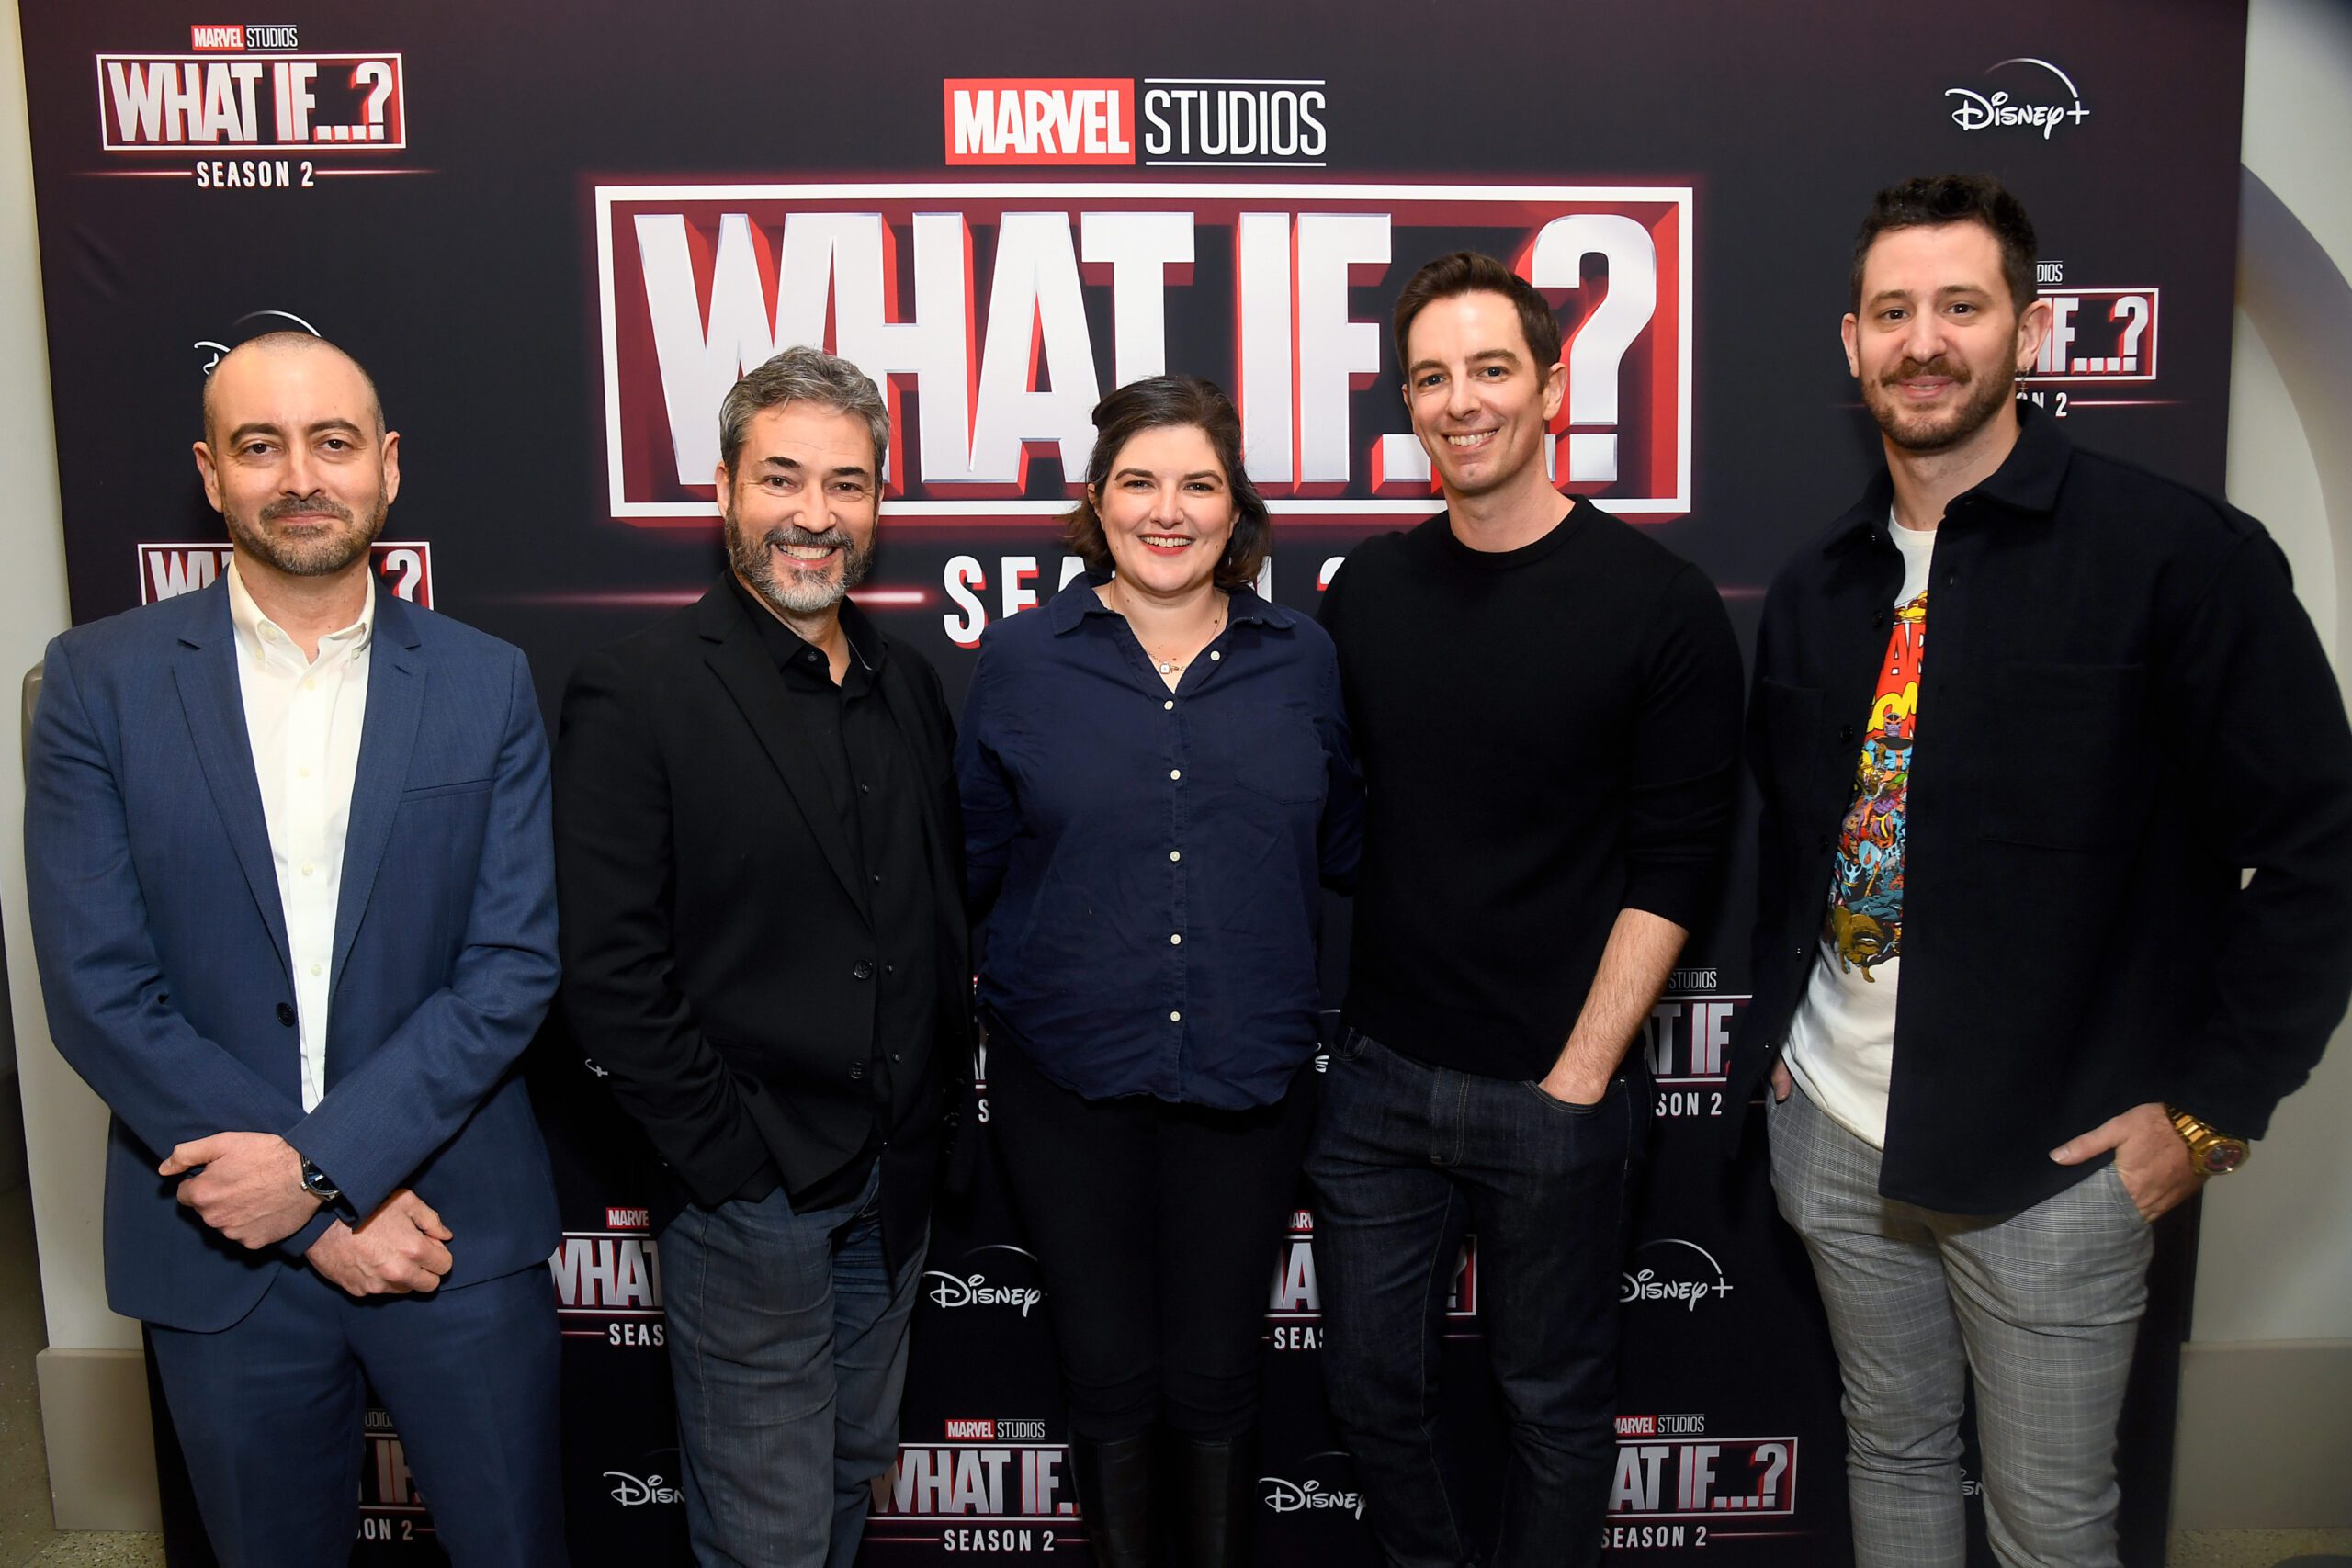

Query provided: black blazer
[553,578,972,1246]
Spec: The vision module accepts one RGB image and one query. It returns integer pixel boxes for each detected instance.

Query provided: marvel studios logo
[944,76,1327,167]
[943,1418,1049,1441]
[189,24,299,50]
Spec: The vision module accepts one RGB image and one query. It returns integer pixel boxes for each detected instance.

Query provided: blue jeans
[660,1163,926,1568]
[1304,1027,1645,1568]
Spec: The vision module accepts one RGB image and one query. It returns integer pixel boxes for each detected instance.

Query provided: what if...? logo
[97,51,403,150]
[1609,1432,1797,1518]
[2023,288,2159,384]
[548,1223,664,1348]
[138,541,432,607]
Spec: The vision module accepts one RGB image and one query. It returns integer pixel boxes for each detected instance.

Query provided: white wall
[1,0,133,1353]
[2196,0,2352,1347]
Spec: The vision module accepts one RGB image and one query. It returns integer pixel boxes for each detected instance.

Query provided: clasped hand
[164,1131,453,1294]
[305,1190,455,1297]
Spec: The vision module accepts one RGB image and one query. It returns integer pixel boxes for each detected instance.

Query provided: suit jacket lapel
[695,586,870,914]
[172,587,292,978]
[331,593,426,993]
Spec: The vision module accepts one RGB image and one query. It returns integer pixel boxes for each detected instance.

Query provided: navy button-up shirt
[956,578,1363,1108]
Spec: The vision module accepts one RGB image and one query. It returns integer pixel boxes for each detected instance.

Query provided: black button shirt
[729,578,941,1209]
[956,579,1363,1108]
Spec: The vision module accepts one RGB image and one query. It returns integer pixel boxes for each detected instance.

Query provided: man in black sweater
[1738,175,2352,1564]
[1308,252,1744,1568]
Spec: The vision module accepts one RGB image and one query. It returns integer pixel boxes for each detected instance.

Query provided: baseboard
[2173,1338,2352,1529]
[33,1346,160,1530]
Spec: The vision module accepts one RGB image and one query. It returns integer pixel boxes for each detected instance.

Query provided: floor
[0,1098,2340,1567]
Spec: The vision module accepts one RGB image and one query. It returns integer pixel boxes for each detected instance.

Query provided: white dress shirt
[227,562,375,1113]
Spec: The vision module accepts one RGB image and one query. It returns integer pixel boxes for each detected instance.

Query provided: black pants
[988,1042,1317,1441]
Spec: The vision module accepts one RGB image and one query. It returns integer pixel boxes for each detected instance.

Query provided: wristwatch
[298,1158,342,1204]
[2164,1106,2250,1176]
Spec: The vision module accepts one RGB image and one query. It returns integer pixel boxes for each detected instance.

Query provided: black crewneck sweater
[1319,502,1743,1079]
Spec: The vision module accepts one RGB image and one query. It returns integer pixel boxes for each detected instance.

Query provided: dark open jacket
[1736,404,2352,1214]
[553,580,973,1259]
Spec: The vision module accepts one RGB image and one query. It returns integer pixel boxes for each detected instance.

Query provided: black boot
[1170,1432,1256,1568]
[1070,1431,1154,1567]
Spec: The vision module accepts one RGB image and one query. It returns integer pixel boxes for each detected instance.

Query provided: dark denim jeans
[660,1162,925,1568]
[1304,1026,1645,1568]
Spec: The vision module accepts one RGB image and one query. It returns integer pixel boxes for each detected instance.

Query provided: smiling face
[1842,220,2051,458]
[194,340,397,582]
[1402,288,1566,511]
[1088,423,1238,603]
[718,401,879,618]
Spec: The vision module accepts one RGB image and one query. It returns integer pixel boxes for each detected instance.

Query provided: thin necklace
[1109,580,1223,673]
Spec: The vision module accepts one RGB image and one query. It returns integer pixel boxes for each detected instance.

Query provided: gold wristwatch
[2164,1106,2249,1176]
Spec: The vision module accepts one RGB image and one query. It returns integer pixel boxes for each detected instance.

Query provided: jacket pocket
[400,777,493,802]
[1978,663,2151,850]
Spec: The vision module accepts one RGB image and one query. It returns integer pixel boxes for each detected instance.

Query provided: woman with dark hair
[956,375,1362,1567]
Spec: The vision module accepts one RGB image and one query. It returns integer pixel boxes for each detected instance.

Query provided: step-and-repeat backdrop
[18,2,2246,1562]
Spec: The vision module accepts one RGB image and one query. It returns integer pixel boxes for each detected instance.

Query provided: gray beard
[725,516,873,616]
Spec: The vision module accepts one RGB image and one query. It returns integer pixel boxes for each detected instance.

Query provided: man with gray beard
[554,346,972,1566]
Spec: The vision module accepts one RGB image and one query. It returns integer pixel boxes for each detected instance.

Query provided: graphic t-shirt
[1783,518,1936,1148]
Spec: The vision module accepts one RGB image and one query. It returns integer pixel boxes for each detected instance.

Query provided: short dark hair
[201,331,384,444]
[1391,251,1562,375]
[1063,376,1270,593]
[1850,174,2039,313]
[718,345,889,479]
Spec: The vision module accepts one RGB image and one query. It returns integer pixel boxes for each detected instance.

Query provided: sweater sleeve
[1620,562,1746,931]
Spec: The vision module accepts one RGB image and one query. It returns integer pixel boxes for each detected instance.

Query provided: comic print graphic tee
[1784,518,1937,1148]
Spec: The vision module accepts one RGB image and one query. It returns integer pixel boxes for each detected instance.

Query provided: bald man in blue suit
[25,333,565,1564]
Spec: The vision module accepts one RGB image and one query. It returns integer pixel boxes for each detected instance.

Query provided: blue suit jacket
[25,580,560,1332]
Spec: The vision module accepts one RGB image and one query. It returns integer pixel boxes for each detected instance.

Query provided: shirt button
[1839,725,1856,744]
[302,679,315,692]
[1817,835,1832,852]
[1169,851,1181,863]
[1170,933,1182,945]
[871,873,883,884]
[1163,700,1174,711]
[1170,769,1182,781]
[850,1063,865,1080]
[853,960,876,980]
[297,767,310,779]
[300,863,312,877]
[1208,650,1221,661]
[1170,1011,1182,1023]
[309,962,322,976]
[1793,945,1808,960]
[860,783,872,795]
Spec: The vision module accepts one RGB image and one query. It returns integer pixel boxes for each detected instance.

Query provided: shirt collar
[726,572,888,675]
[1046,574,1299,635]
[226,558,377,669]
[1825,399,2073,556]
